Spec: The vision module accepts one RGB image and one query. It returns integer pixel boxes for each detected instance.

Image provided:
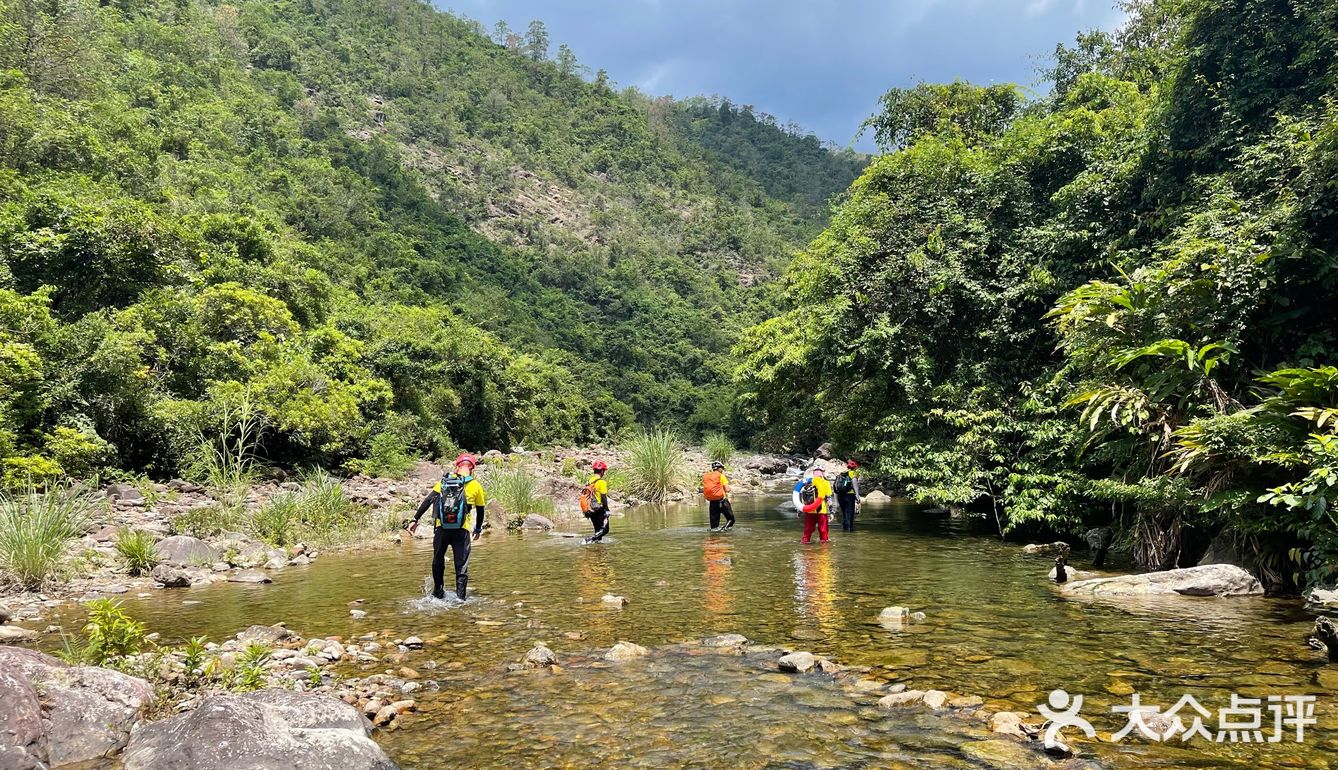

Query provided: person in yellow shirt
[701,460,735,531]
[583,460,611,544]
[409,453,487,600]
[799,466,834,544]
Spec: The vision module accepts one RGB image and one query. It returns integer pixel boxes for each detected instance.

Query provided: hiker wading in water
[580,460,612,544]
[798,467,834,544]
[409,453,486,599]
[702,460,736,531]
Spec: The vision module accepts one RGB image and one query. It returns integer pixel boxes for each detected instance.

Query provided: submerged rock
[121,690,396,770]
[701,633,748,647]
[1021,542,1069,556]
[601,594,628,608]
[227,571,272,584]
[604,642,650,662]
[0,647,153,768]
[877,689,925,708]
[521,514,555,530]
[1061,564,1263,597]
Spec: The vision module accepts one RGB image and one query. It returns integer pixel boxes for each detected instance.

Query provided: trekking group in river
[407,452,864,601]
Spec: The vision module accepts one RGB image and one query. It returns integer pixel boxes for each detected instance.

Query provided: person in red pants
[798,467,834,544]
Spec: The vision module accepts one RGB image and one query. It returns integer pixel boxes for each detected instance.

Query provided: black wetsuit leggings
[432,527,472,594]
[837,493,857,531]
[587,509,610,541]
[709,499,735,528]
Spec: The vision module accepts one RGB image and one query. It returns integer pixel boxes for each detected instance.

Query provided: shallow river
[93,496,1334,769]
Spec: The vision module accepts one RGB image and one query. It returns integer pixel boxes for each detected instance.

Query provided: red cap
[455,453,477,468]
[847,460,859,469]
[592,460,608,472]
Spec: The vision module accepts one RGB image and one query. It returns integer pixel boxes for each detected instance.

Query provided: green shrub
[622,429,685,502]
[43,426,114,480]
[250,494,299,545]
[0,484,98,587]
[80,598,147,664]
[703,432,734,465]
[189,391,264,511]
[114,528,158,576]
[0,455,63,491]
[296,472,359,532]
[170,504,239,539]
[228,642,271,691]
[489,465,554,519]
[347,429,417,479]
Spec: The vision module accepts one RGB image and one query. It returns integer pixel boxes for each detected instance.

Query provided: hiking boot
[431,585,445,599]
[455,576,468,601]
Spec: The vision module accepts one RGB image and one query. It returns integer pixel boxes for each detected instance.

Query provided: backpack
[799,480,820,512]
[702,471,726,501]
[579,477,602,516]
[435,476,468,529]
[835,471,854,495]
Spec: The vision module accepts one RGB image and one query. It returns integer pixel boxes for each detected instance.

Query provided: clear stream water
[78,496,1334,769]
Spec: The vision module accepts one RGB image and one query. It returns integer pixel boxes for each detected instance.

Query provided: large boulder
[520,514,554,530]
[1304,586,1338,607]
[814,442,835,460]
[150,564,192,588]
[0,626,38,644]
[863,490,892,504]
[0,647,153,768]
[122,690,396,770]
[1061,564,1263,597]
[154,536,220,567]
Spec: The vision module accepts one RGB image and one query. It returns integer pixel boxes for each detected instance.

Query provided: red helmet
[455,453,477,469]
[592,460,608,472]
[847,460,859,469]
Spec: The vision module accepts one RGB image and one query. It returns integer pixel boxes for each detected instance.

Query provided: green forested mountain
[739,0,1338,586]
[0,0,857,482]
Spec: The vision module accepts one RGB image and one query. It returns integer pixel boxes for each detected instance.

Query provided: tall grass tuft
[490,466,555,520]
[703,432,735,465]
[190,392,264,512]
[114,528,158,576]
[247,471,365,548]
[250,494,300,546]
[0,484,98,588]
[622,428,685,502]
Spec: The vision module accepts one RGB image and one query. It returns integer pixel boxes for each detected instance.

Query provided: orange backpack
[579,480,599,515]
[702,471,726,501]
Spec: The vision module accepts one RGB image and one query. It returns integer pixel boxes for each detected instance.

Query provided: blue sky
[437,1,1128,151]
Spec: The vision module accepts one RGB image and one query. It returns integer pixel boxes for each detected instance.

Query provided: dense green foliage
[739,0,1338,586]
[0,0,854,483]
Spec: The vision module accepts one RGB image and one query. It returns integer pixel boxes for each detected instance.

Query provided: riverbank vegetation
[737,0,1338,587]
[622,429,687,502]
[0,0,860,491]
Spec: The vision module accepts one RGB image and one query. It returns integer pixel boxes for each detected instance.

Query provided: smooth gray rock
[521,514,555,530]
[522,644,556,668]
[154,536,220,567]
[151,564,192,588]
[0,626,39,644]
[122,691,396,770]
[1304,586,1338,607]
[604,642,649,662]
[701,633,748,647]
[105,483,145,503]
[0,603,11,624]
[778,651,816,673]
[1061,564,1263,597]
[0,647,152,768]
[228,571,272,584]
[1022,542,1069,556]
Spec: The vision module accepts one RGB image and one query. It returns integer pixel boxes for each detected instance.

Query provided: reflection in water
[54,496,1336,769]
[791,544,837,635]
[702,537,733,618]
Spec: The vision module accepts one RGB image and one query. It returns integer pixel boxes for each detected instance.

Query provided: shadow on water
[61,496,1337,769]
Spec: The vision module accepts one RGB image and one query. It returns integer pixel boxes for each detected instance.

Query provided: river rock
[989,711,1038,738]
[877,689,925,708]
[403,636,424,650]
[105,483,144,503]
[1303,586,1338,607]
[238,624,294,645]
[1061,564,1263,597]
[862,490,892,503]
[228,571,272,584]
[1022,542,1069,556]
[604,642,650,662]
[121,690,396,770]
[1049,565,1097,582]
[151,564,192,588]
[960,739,1042,767]
[814,442,834,460]
[778,651,816,673]
[155,536,220,567]
[0,626,38,644]
[0,647,153,768]
[0,604,10,624]
[921,690,949,709]
[522,644,557,668]
[231,542,268,568]
[701,633,748,647]
[601,594,628,608]
[521,514,555,530]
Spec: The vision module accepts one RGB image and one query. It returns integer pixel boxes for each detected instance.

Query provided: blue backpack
[435,476,469,529]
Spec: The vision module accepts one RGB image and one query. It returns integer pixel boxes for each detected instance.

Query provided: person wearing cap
[583,460,612,544]
[835,460,862,531]
[701,460,735,531]
[409,453,487,599]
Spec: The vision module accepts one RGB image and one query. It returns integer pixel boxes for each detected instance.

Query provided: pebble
[403,636,424,649]
[351,610,367,619]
